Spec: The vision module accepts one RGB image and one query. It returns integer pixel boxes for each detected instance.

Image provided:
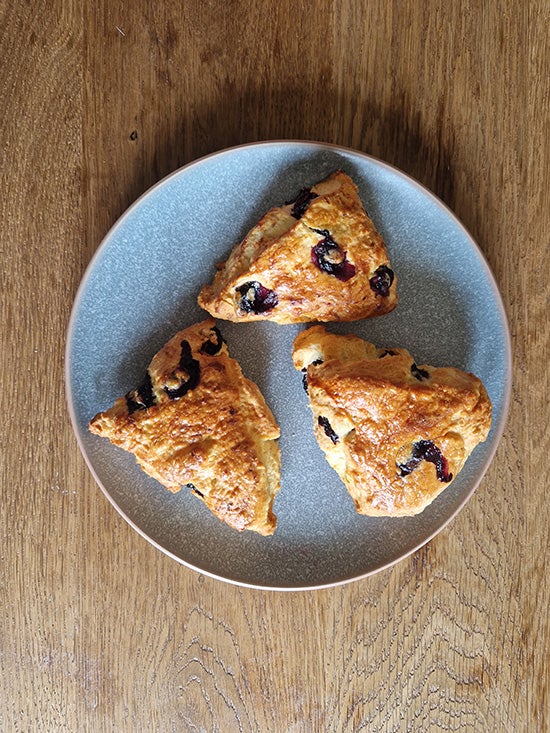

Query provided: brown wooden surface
[1,1,548,730]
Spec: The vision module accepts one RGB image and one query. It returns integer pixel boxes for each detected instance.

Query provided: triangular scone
[292,326,492,517]
[198,171,397,324]
[89,319,281,535]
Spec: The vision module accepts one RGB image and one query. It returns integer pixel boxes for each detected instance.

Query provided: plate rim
[65,139,513,591]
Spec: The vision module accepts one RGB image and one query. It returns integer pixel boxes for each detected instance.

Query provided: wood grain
[1,1,547,730]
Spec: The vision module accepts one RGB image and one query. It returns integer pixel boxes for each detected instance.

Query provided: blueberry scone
[89,319,281,535]
[292,326,492,517]
[198,171,397,323]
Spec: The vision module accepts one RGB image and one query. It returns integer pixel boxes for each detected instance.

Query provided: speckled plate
[66,141,511,590]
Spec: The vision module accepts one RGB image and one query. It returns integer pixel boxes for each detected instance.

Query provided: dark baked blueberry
[126,372,156,413]
[200,326,225,355]
[186,483,204,498]
[369,265,394,297]
[164,340,200,399]
[302,359,324,392]
[236,281,278,314]
[398,439,453,482]
[311,229,356,282]
[411,363,430,381]
[318,415,339,444]
[379,349,397,358]
[286,187,318,219]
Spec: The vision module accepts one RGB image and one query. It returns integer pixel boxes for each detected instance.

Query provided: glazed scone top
[89,319,281,535]
[198,170,397,324]
[293,326,492,517]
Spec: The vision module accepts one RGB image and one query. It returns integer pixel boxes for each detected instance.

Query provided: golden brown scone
[89,319,281,535]
[198,171,397,323]
[293,326,492,517]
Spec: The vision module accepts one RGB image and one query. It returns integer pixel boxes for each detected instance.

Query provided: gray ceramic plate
[66,141,511,590]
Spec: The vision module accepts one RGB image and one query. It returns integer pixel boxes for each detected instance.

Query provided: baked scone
[89,319,281,535]
[198,170,397,323]
[292,326,492,517]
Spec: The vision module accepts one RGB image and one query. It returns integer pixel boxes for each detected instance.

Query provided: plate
[66,141,511,590]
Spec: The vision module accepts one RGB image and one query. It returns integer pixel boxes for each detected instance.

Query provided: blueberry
[411,363,430,381]
[186,483,204,497]
[164,340,200,399]
[200,326,225,355]
[398,440,453,482]
[310,229,356,282]
[318,415,339,444]
[286,187,318,219]
[236,281,278,314]
[369,265,394,297]
[126,372,156,413]
[302,359,323,392]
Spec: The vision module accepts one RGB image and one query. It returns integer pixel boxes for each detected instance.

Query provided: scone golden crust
[89,319,281,535]
[293,326,492,517]
[197,171,397,324]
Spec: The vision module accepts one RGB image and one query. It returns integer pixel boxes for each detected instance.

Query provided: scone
[89,319,281,535]
[292,326,492,517]
[198,170,397,323]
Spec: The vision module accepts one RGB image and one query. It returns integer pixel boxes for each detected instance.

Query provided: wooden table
[1,2,547,730]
